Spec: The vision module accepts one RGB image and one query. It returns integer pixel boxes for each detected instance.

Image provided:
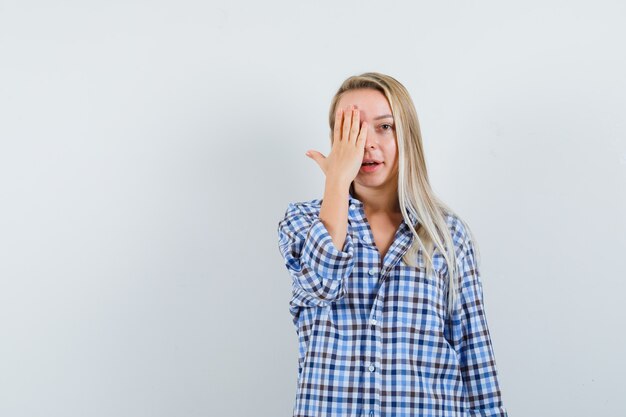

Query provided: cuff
[300,218,355,282]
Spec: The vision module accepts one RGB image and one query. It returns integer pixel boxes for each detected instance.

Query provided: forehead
[336,88,391,116]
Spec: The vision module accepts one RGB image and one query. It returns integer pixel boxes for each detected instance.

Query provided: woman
[277,72,508,417]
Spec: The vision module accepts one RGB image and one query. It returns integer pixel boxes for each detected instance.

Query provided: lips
[361,159,382,166]
[360,161,382,173]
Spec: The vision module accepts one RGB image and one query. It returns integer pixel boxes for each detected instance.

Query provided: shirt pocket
[389,264,446,335]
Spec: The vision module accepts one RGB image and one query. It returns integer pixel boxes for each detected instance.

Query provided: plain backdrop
[1,1,625,416]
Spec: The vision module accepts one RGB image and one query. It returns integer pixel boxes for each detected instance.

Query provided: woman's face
[335,88,398,193]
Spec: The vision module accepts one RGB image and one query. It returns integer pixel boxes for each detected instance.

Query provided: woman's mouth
[360,161,382,173]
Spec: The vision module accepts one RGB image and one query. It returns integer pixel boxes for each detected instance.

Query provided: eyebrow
[373,114,394,120]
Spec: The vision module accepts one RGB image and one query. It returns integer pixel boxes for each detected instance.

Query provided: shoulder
[278,198,323,232]
[277,198,323,245]
[281,197,323,219]
[442,210,474,260]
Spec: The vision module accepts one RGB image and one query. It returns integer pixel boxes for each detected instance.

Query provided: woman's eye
[380,124,393,131]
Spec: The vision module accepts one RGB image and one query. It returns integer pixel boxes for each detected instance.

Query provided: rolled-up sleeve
[277,202,355,310]
[448,238,508,417]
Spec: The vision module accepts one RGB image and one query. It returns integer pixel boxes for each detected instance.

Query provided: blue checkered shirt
[277,194,508,417]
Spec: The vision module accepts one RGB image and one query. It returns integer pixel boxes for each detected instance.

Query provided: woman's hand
[306,105,368,186]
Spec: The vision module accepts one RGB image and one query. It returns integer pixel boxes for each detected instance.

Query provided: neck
[352,181,401,214]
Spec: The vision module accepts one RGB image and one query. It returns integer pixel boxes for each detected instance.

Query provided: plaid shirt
[277,193,508,417]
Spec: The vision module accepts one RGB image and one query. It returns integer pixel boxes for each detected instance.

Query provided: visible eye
[379,123,394,131]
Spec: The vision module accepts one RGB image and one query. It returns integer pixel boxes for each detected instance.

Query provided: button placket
[367,299,383,417]
[350,197,382,417]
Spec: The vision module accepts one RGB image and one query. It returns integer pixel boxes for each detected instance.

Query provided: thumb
[305,150,326,170]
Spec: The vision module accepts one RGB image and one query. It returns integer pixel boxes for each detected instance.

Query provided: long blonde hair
[328,72,480,316]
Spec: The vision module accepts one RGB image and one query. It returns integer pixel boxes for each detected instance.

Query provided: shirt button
[349,204,356,210]
[368,364,375,372]
[361,234,371,244]
[370,318,377,325]
[368,268,375,276]
[370,411,375,417]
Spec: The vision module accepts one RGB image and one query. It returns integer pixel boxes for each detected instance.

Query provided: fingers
[341,106,352,144]
[332,107,342,145]
[349,107,360,143]
[333,105,362,147]
[356,121,368,147]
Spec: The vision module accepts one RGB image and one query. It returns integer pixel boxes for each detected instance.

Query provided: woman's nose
[364,127,378,148]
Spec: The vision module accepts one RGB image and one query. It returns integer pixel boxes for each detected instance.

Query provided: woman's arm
[277,196,355,308]
[319,178,351,252]
[278,106,368,308]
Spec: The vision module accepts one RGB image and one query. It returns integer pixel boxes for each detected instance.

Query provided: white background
[1,1,625,416]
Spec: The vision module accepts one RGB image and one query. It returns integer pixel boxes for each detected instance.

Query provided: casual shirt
[277,193,508,417]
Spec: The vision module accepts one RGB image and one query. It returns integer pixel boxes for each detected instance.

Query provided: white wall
[1,1,625,416]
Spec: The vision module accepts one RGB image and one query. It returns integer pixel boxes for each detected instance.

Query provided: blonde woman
[277,72,508,417]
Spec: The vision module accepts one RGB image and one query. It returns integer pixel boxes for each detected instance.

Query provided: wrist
[324,177,352,192]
